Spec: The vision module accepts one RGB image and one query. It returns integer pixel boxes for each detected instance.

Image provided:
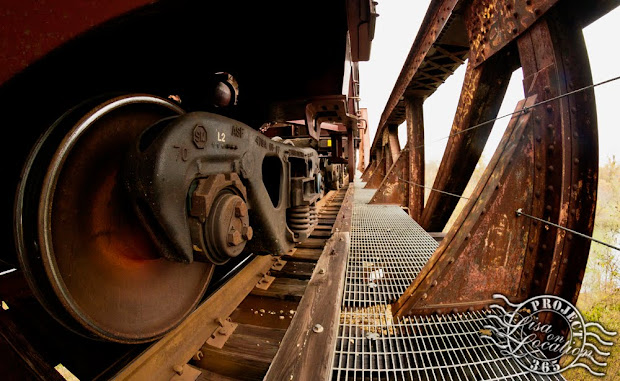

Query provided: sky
[359,2,620,165]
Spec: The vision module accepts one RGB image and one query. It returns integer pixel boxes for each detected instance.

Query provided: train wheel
[15,95,215,343]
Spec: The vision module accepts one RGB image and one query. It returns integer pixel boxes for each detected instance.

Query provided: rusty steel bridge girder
[392,1,601,317]
[420,49,516,232]
[368,97,426,221]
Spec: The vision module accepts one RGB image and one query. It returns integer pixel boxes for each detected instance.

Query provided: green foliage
[565,156,620,380]
[564,290,620,380]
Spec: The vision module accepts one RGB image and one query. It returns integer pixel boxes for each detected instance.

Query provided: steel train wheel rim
[19,95,214,343]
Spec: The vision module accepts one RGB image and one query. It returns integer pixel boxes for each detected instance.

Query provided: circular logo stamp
[481,294,616,376]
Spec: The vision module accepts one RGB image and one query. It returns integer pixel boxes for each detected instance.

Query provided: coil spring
[309,204,317,226]
[287,204,318,234]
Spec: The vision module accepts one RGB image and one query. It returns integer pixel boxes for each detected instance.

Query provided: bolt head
[242,226,253,240]
[235,202,247,217]
[228,230,243,246]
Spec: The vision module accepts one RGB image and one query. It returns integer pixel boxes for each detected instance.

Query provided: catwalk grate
[332,179,564,380]
[343,182,437,307]
[333,308,565,381]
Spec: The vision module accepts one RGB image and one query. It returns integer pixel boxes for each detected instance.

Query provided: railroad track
[0,186,350,381]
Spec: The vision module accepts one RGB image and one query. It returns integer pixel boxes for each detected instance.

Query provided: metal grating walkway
[344,190,437,307]
[331,178,564,381]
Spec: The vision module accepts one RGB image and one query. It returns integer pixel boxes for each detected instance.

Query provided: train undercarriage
[1,0,618,379]
[2,0,375,345]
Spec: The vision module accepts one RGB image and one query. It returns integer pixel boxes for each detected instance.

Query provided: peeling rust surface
[369,0,460,155]
[466,0,558,67]
[516,11,598,305]
[360,160,377,182]
[396,6,599,318]
[420,51,515,232]
[364,158,387,189]
[395,96,537,316]
[405,97,425,222]
[369,150,409,206]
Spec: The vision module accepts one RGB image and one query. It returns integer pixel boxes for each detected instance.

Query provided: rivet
[436,309,442,314]
[448,258,454,264]
[536,136,541,142]
[466,233,471,240]
[534,280,540,286]
[422,293,428,300]
[542,244,548,250]
[536,163,542,170]
[525,270,530,275]
[496,184,500,190]
[547,185,554,192]
[535,116,541,123]
[313,324,324,333]
[563,258,569,264]
[537,262,544,268]
[548,165,554,172]
[521,287,527,292]
[558,280,563,286]
[535,191,541,198]
[570,209,576,215]
[452,308,459,314]
[571,107,577,114]
[546,105,553,112]
[547,124,554,130]
[468,307,475,312]
[574,158,580,164]
[529,245,534,251]
[567,234,573,241]
[544,86,550,93]
[481,208,486,215]
[533,220,538,226]
[546,205,552,212]
[432,280,438,287]
[319,268,326,274]
[548,144,554,151]
[534,8,541,15]
[573,131,579,138]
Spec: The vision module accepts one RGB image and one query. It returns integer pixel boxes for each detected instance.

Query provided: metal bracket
[205,318,238,349]
[169,364,202,381]
[255,273,276,290]
[271,258,287,271]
